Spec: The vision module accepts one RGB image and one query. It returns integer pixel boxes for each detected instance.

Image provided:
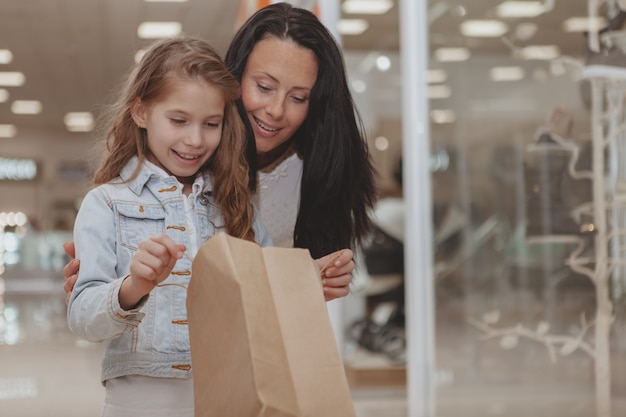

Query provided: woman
[64,2,377,302]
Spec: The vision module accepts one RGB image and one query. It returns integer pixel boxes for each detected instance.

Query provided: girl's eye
[171,118,186,125]
[206,121,221,128]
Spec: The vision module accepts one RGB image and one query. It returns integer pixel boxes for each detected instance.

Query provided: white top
[102,376,193,417]
[254,147,302,248]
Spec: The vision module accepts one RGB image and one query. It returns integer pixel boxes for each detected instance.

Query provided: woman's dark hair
[225,2,377,258]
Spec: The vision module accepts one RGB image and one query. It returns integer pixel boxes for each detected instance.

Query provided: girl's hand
[120,234,185,310]
[316,249,354,302]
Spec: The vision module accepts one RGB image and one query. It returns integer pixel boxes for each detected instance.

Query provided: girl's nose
[183,127,203,146]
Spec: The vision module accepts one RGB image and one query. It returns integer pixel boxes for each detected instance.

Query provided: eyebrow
[167,109,224,118]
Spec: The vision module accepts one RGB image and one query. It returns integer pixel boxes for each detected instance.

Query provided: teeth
[256,119,278,132]
[176,151,199,160]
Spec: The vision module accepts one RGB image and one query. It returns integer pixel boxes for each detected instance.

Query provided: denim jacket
[67,156,272,383]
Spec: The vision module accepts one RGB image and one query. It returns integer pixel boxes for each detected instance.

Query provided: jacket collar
[119,156,214,196]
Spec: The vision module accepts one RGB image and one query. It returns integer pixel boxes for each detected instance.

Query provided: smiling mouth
[174,150,201,160]
[254,117,279,132]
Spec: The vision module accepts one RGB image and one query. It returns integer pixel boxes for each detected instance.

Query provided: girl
[67,36,271,416]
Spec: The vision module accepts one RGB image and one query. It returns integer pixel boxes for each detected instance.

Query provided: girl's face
[241,37,318,167]
[132,78,225,184]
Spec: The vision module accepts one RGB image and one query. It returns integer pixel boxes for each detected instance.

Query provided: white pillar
[318,0,341,41]
[400,0,435,416]
[316,0,347,356]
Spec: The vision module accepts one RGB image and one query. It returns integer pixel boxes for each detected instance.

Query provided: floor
[5,259,626,417]
[0,270,407,417]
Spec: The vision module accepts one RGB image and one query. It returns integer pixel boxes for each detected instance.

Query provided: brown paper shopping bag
[187,232,356,417]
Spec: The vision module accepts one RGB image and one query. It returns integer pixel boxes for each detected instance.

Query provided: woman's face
[241,37,318,167]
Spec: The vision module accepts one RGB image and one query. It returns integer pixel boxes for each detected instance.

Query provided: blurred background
[2,0,625,416]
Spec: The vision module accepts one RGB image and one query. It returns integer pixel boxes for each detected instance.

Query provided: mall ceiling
[0,0,608,136]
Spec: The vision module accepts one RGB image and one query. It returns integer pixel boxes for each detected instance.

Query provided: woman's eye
[291,96,307,104]
[257,83,271,92]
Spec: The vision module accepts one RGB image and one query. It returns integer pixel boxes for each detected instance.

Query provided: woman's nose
[265,95,285,119]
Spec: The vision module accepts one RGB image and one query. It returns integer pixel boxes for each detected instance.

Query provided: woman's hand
[62,241,79,305]
[316,249,354,302]
[119,234,185,310]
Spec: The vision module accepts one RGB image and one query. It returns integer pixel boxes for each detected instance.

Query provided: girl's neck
[177,175,195,196]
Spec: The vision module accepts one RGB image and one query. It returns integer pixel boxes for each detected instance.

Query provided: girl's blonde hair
[93,36,254,241]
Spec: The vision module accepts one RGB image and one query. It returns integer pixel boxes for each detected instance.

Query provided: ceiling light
[427,69,447,83]
[374,136,389,151]
[0,50,13,65]
[0,72,25,87]
[0,89,8,103]
[430,109,456,124]
[137,22,182,39]
[0,125,17,138]
[516,45,560,60]
[434,47,470,62]
[342,0,393,15]
[460,20,509,37]
[144,0,187,2]
[64,112,94,132]
[338,19,369,35]
[428,85,452,99]
[563,17,608,32]
[496,1,546,18]
[376,55,391,71]
[490,66,525,81]
[11,100,42,115]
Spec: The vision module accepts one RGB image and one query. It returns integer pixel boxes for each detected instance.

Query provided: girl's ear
[130,98,147,128]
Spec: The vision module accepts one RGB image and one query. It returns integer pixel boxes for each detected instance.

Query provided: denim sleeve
[67,187,146,342]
